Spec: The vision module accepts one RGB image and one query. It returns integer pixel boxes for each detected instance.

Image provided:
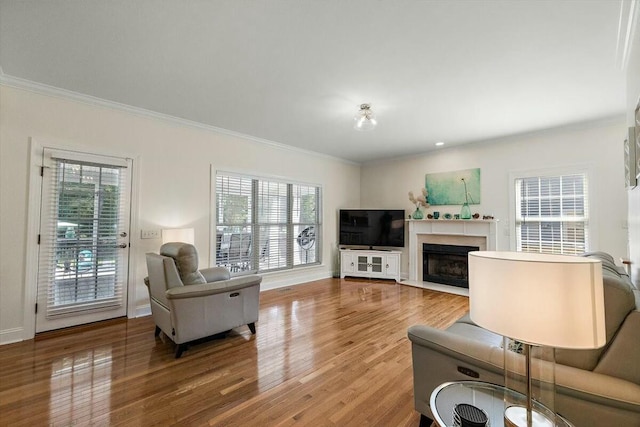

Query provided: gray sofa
[408,252,640,426]
[145,242,262,358]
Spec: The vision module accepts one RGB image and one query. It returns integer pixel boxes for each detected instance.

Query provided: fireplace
[405,219,497,295]
[422,243,479,288]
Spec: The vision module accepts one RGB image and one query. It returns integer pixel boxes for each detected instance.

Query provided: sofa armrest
[166,275,261,300]
[408,324,505,374]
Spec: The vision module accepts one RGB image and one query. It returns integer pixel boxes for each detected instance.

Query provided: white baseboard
[134,305,151,318]
[0,327,25,345]
[260,265,333,291]
[398,279,469,297]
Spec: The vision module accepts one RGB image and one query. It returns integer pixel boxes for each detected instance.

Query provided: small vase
[412,207,424,219]
[460,202,472,220]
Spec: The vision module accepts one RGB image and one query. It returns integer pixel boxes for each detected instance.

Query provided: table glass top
[430,381,572,427]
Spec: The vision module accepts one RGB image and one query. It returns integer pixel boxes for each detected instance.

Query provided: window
[215,172,321,273]
[514,173,589,255]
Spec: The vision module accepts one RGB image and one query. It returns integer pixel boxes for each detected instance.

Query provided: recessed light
[435,141,445,146]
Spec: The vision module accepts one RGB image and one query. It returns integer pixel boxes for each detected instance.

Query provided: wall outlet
[141,229,161,239]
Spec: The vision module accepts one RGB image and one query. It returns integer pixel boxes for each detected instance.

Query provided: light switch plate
[141,229,161,239]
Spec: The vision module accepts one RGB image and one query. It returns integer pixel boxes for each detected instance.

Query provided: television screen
[339,209,405,248]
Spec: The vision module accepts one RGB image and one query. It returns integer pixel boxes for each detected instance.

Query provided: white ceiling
[0,1,629,163]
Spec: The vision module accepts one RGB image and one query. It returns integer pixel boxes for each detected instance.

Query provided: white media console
[339,249,401,282]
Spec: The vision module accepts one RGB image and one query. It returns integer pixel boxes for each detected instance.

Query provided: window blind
[515,173,588,255]
[215,172,321,273]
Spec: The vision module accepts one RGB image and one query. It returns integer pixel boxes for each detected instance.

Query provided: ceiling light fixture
[435,141,445,146]
[353,103,377,131]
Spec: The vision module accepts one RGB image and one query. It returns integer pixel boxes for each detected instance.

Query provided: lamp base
[504,405,554,427]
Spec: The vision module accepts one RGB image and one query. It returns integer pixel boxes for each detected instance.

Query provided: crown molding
[0,71,358,166]
[617,0,639,70]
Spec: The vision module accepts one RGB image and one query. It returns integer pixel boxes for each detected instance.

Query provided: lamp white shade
[162,228,195,245]
[469,251,605,349]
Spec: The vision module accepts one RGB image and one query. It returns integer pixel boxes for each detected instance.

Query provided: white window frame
[508,165,598,254]
[210,168,322,274]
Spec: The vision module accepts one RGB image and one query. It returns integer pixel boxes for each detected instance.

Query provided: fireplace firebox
[422,243,479,288]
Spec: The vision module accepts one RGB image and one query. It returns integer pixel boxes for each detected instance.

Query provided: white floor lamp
[162,228,195,245]
[468,251,606,427]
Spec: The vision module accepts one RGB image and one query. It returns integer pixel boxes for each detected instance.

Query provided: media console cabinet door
[385,253,400,279]
[340,251,356,277]
[339,249,401,282]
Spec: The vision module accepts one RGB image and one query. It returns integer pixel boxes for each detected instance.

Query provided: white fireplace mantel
[405,219,498,295]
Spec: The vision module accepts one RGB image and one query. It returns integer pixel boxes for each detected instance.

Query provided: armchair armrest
[199,267,230,282]
[166,275,261,300]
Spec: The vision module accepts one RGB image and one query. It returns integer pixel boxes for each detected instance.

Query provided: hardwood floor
[0,278,469,426]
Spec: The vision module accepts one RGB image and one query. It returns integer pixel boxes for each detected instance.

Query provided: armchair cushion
[160,242,206,285]
[166,275,262,299]
[200,266,231,282]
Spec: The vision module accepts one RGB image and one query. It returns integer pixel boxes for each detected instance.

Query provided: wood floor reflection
[0,278,468,426]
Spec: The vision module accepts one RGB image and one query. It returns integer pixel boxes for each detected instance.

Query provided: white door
[36,148,132,333]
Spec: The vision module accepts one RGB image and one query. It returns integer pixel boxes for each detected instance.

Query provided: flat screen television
[339,209,405,248]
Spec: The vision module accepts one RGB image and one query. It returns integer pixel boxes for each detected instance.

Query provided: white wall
[626,8,640,287]
[360,120,629,277]
[0,84,361,343]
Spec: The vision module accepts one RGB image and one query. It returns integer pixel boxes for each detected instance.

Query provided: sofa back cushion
[554,253,636,370]
[593,310,640,384]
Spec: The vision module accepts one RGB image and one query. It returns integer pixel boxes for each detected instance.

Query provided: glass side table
[430,381,574,427]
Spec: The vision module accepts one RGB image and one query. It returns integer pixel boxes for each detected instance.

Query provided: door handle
[117,243,128,249]
[120,232,128,238]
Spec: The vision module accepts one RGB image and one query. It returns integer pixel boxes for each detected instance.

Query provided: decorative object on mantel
[482,215,494,220]
[443,213,453,220]
[408,188,429,220]
[427,214,434,219]
[460,178,473,219]
[425,168,481,205]
[472,213,480,219]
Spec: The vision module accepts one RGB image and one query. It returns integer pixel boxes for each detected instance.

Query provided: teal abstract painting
[425,168,481,205]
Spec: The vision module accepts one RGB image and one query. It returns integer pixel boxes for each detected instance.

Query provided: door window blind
[38,151,130,317]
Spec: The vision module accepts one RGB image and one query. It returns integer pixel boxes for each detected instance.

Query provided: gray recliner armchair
[145,242,262,358]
